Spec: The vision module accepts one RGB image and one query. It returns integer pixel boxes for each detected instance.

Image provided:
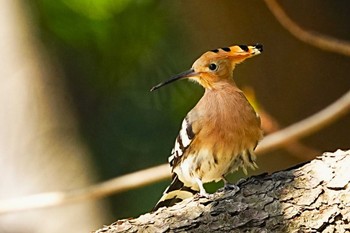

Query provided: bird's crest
[150,44,263,91]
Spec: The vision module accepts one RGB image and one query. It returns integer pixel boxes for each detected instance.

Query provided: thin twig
[259,110,320,160]
[256,89,350,154]
[0,164,170,214]
[264,0,350,57]
[244,86,320,160]
[1,89,349,215]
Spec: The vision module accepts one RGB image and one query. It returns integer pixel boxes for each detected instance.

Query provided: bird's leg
[194,178,209,198]
[222,176,240,193]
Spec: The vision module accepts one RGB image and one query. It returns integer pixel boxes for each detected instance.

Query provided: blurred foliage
[28,0,203,217]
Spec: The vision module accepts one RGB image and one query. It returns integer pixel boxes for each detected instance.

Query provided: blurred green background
[26,0,350,220]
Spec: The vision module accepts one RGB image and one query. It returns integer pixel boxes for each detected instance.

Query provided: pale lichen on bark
[95,150,350,233]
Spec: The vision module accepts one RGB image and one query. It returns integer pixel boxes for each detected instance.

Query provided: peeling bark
[95,150,350,233]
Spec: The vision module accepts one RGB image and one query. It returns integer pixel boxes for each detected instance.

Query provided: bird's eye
[208,63,217,71]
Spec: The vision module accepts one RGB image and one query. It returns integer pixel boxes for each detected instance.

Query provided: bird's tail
[153,174,199,211]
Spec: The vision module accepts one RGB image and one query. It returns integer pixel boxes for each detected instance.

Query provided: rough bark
[95,150,350,233]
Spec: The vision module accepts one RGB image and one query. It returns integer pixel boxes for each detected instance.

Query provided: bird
[151,44,263,211]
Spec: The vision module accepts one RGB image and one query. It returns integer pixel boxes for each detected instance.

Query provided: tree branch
[0,164,170,215]
[95,150,350,232]
[255,89,350,154]
[0,89,349,215]
[264,0,350,57]
[244,87,320,160]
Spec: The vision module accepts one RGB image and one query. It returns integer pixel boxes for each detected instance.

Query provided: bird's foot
[194,191,209,198]
[217,184,240,195]
[194,178,210,199]
[224,183,240,193]
[194,191,210,200]
[199,190,210,198]
[218,176,240,194]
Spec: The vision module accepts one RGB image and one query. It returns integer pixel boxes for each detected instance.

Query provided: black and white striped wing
[168,116,195,169]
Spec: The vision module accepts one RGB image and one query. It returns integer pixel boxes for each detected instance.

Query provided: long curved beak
[150,69,197,92]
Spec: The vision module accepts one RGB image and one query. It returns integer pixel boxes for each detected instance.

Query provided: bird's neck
[204,80,241,96]
[194,80,247,118]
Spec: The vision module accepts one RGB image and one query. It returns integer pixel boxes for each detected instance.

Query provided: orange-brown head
[150,44,262,91]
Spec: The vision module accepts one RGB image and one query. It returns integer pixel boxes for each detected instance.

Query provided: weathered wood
[95,150,350,233]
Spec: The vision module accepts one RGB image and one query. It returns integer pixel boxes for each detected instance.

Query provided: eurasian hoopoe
[151,44,263,210]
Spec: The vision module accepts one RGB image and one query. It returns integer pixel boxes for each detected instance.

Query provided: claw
[198,191,210,198]
[222,176,240,193]
[224,183,240,192]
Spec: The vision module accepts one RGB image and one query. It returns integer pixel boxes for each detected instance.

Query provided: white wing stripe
[168,117,195,167]
[179,118,191,147]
